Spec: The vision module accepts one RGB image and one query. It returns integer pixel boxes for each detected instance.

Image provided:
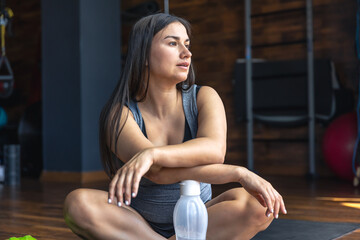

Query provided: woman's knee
[230,189,272,231]
[246,197,273,232]
[63,188,97,230]
[64,189,87,215]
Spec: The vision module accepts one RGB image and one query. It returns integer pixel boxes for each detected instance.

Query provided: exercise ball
[322,112,357,181]
[0,106,7,127]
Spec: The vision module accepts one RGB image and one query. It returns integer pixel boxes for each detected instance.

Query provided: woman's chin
[174,79,188,85]
[174,74,189,83]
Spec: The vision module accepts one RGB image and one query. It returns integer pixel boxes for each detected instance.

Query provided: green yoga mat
[252,219,360,240]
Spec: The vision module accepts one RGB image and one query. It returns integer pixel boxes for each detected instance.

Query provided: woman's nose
[181,45,192,59]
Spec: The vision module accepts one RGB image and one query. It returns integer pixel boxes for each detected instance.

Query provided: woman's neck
[139,83,181,119]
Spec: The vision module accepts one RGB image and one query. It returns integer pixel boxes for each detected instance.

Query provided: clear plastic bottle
[173,180,208,240]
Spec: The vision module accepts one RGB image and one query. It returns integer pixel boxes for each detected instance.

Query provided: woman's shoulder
[125,99,142,126]
[196,85,223,110]
[197,85,220,100]
[182,84,217,95]
[182,84,221,103]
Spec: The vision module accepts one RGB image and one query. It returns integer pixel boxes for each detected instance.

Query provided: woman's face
[148,22,192,85]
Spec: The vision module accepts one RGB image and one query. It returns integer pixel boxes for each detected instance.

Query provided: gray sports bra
[123,84,212,224]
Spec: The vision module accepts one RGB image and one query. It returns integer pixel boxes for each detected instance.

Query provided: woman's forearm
[146,163,246,185]
[151,137,226,168]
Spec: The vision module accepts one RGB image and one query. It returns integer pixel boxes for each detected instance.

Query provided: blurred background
[0,0,358,183]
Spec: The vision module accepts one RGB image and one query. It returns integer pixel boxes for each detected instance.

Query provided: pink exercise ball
[322,112,357,181]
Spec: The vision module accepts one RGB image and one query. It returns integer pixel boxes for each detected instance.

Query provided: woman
[63,13,287,240]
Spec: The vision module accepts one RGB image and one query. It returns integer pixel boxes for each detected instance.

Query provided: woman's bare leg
[168,187,273,240]
[64,187,272,240]
[63,188,166,240]
[205,187,273,240]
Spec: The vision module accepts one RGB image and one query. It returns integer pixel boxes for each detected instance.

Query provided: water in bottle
[173,180,208,240]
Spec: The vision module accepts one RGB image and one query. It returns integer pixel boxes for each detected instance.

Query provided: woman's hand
[108,148,155,207]
[238,168,287,218]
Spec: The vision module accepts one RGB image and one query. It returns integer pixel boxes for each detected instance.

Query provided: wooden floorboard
[1,175,360,239]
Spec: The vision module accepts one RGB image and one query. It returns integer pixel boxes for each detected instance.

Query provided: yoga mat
[252,219,360,240]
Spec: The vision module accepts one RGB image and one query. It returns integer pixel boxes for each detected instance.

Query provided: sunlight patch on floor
[340,202,360,210]
[316,197,360,210]
[316,197,360,202]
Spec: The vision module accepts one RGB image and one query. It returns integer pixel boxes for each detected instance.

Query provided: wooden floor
[1,175,360,239]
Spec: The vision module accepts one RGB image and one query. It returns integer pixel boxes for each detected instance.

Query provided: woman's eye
[169,42,177,46]
[185,44,190,49]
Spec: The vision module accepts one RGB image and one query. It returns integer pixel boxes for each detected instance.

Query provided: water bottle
[173,180,208,240]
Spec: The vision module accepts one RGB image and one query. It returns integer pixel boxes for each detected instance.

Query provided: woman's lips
[177,62,189,69]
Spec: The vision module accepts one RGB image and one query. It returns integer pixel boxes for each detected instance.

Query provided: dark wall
[41,0,81,171]
[123,0,357,176]
[4,0,121,174]
[3,0,357,176]
[42,0,121,172]
[79,0,122,171]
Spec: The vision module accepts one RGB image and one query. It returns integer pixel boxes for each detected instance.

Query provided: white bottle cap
[180,180,200,196]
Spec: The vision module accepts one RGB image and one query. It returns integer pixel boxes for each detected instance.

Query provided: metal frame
[244,0,316,176]
[164,0,169,14]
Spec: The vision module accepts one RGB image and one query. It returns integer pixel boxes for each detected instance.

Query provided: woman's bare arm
[111,86,227,168]
[148,164,287,218]
[111,162,287,219]
[147,163,240,185]
[108,86,227,207]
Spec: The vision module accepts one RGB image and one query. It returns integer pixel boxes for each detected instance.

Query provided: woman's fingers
[261,191,273,217]
[124,169,134,206]
[107,149,154,208]
[272,189,287,217]
[260,185,274,215]
[132,171,141,198]
[255,193,267,208]
[108,173,119,204]
[116,170,125,207]
[109,164,142,207]
[279,193,287,214]
[273,195,280,219]
[258,182,287,219]
[266,186,276,212]
[242,170,287,218]
[264,188,287,218]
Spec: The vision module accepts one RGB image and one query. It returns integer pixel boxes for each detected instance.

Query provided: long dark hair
[99,13,195,178]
